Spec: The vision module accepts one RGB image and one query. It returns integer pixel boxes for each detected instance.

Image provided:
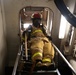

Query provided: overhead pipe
[54,0,76,28]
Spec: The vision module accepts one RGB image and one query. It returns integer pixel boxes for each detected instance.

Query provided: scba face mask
[33,19,41,27]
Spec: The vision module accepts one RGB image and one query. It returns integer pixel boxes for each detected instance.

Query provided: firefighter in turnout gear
[22,12,55,67]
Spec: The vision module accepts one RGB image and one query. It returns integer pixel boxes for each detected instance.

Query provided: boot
[36,61,42,67]
[41,62,52,67]
[36,60,42,67]
[42,58,52,67]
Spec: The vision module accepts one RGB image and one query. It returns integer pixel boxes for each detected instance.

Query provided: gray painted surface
[0,0,7,74]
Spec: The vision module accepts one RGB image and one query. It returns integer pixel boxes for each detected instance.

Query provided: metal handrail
[53,43,76,75]
[12,46,22,75]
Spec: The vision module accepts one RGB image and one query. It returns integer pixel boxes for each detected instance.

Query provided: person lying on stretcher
[22,12,55,67]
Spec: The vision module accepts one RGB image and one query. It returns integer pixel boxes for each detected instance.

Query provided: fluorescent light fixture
[23,23,31,29]
[59,15,67,39]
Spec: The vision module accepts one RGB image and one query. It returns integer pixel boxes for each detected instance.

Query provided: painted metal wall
[0,0,7,74]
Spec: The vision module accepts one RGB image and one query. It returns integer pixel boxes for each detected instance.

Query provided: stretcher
[13,33,61,75]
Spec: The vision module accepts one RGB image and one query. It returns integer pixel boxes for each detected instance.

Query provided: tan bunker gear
[28,26,55,64]
[22,12,55,67]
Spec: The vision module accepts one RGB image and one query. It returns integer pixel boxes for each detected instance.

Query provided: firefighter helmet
[31,12,42,19]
